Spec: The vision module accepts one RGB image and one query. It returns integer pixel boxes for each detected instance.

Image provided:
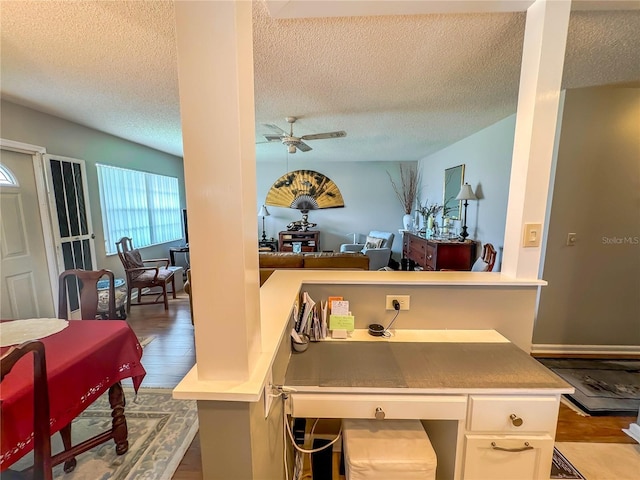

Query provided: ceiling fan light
[288,145,296,154]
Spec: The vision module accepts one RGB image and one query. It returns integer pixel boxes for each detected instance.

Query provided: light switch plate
[567,232,577,246]
[523,223,542,247]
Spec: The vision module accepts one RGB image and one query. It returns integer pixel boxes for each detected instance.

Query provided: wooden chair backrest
[58,269,116,320]
[115,236,134,265]
[482,243,497,272]
[1,340,53,480]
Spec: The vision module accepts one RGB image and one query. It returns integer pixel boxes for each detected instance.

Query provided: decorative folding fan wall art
[265,170,344,212]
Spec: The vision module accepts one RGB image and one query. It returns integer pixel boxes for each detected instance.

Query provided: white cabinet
[461,395,559,480]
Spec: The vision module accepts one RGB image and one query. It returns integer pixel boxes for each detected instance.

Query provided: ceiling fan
[260,116,346,153]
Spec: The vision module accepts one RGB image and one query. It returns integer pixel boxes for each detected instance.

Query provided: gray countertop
[285,341,572,392]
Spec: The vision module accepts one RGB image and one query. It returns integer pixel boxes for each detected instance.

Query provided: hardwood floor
[126,292,636,479]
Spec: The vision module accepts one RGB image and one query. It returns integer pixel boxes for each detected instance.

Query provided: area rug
[11,388,198,480]
[538,358,640,416]
[551,446,585,479]
[138,335,157,348]
[554,442,640,480]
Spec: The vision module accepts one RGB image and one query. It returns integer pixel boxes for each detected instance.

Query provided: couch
[259,252,369,286]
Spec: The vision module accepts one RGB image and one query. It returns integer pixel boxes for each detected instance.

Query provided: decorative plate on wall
[265,170,344,211]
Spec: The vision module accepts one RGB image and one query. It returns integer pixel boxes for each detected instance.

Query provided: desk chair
[58,269,117,320]
[1,340,53,480]
[115,237,176,311]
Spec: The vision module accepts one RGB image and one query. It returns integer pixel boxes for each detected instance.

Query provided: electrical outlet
[263,369,273,418]
[385,295,410,310]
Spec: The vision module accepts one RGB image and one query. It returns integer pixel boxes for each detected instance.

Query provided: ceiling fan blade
[296,142,312,152]
[300,131,347,141]
[264,123,288,135]
[263,134,282,142]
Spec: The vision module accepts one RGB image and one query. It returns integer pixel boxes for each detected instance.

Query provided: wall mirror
[443,164,464,219]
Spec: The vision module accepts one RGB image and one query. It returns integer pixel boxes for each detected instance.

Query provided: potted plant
[388,164,420,230]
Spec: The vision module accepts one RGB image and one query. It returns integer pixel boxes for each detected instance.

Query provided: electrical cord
[279,390,341,480]
[382,300,401,338]
[284,407,342,454]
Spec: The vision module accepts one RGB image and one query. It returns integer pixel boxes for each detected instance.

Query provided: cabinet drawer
[462,434,554,480]
[425,244,436,269]
[289,393,467,420]
[468,396,558,433]
[408,246,426,264]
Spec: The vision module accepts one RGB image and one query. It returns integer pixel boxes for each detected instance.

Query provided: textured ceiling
[1,1,639,162]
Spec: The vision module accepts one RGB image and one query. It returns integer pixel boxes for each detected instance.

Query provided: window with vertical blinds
[97,164,182,254]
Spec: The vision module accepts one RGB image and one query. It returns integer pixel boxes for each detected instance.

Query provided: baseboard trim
[532,343,640,356]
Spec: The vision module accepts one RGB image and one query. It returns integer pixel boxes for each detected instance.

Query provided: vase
[427,215,435,231]
[402,214,413,231]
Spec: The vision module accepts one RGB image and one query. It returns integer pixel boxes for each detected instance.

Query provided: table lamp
[258,205,270,241]
[455,183,476,241]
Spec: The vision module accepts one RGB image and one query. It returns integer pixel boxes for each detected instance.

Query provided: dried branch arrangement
[388,164,420,214]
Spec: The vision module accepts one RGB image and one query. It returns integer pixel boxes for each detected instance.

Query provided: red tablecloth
[0,320,146,469]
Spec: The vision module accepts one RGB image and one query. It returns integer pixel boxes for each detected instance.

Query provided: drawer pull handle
[509,414,524,427]
[491,442,532,452]
[375,407,385,420]
[427,255,433,260]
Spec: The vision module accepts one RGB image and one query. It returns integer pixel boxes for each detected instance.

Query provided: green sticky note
[329,314,355,331]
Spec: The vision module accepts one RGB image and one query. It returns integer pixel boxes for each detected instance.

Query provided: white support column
[502,0,571,279]
[175,0,260,381]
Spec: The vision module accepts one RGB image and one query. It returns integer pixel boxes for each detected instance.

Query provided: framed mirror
[443,164,464,219]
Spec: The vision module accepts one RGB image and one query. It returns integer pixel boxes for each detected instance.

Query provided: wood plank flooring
[125,293,636,479]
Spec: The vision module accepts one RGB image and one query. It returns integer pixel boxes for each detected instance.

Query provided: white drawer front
[289,393,467,420]
[468,395,558,433]
[462,434,554,480]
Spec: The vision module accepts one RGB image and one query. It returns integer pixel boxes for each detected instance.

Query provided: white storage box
[342,419,437,480]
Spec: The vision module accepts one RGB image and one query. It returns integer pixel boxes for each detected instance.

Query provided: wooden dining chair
[115,237,176,311]
[58,269,117,320]
[470,243,497,272]
[1,340,53,480]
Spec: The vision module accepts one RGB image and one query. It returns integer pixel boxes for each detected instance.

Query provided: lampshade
[258,205,270,218]
[456,183,477,201]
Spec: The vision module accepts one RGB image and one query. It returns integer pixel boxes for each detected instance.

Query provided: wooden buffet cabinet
[403,232,476,271]
[278,230,320,252]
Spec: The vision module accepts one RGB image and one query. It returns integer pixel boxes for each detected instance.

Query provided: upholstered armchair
[340,231,395,270]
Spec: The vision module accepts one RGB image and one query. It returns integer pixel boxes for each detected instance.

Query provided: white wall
[256,160,417,260]
[417,115,516,269]
[0,100,187,277]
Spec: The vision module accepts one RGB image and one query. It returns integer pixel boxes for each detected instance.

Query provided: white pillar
[175,0,260,381]
[502,0,571,279]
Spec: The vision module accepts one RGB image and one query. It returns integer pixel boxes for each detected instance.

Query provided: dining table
[0,319,146,471]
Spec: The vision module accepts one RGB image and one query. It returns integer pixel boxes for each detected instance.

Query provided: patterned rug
[11,388,198,480]
[551,447,585,479]
[538,358,640,416]
[138,335,157,348]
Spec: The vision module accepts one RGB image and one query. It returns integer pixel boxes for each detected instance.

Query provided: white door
[0,150,55,319]
[44,154,97,312]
